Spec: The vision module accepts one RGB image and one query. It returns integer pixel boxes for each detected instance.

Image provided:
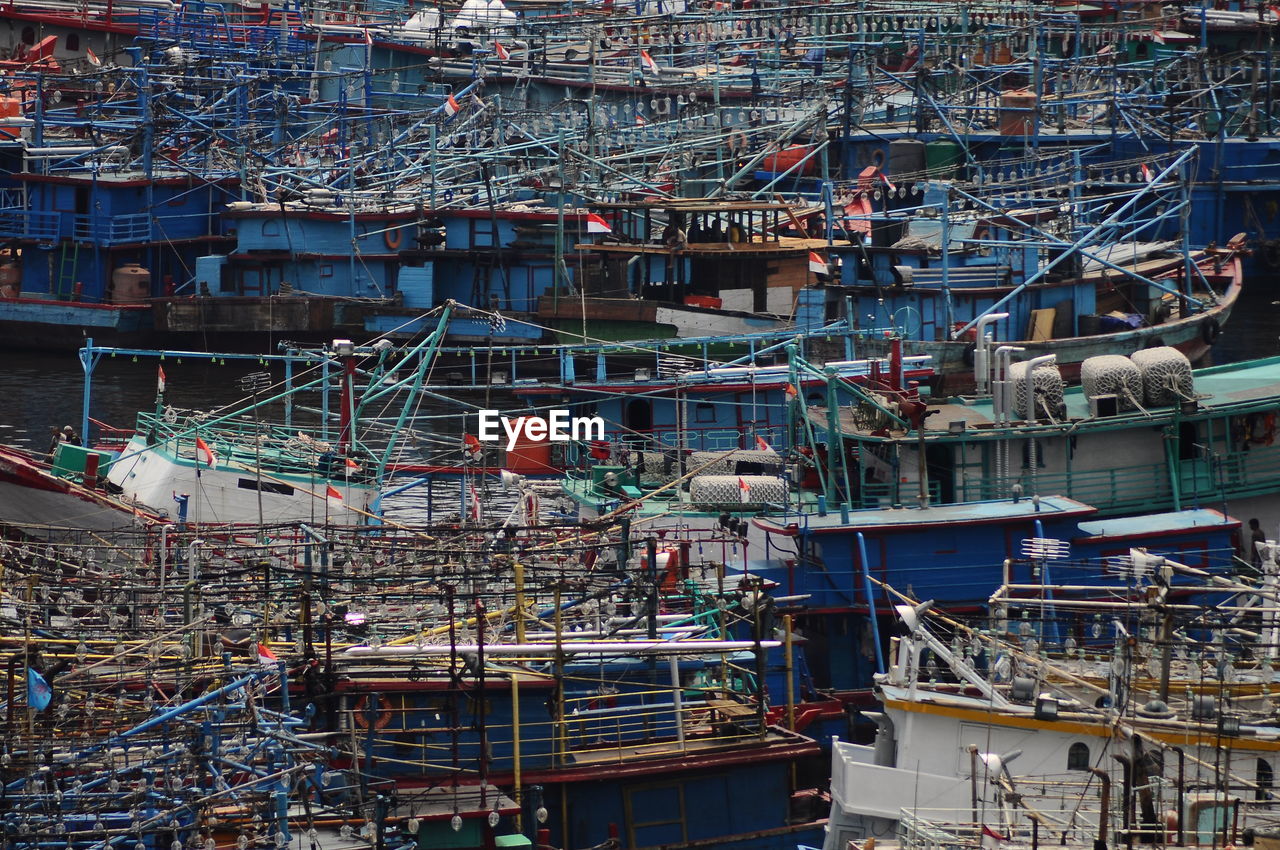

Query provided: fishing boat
[823,545,1280,850]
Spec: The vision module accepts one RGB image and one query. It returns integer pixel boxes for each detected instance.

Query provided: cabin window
[66,34,80,51]
[20,27,35,46]
[694,403,715,424]
[319,264,334,278]
[261,220,281,237]
[237,478,294,496]
[1067,742,1090,771]
[1259,760,1274,801]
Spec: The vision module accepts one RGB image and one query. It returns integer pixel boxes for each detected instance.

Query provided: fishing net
[1130,346,1194,406]
[689,475,787,506]
[1008,361,1065,421]
[1081,355,1143,411]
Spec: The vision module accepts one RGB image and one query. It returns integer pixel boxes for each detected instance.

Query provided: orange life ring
[353,694,393,730]
[384,227,403,250]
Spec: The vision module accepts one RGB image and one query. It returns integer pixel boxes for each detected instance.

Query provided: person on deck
[1250,517,1267,569]
[61,425,81,447]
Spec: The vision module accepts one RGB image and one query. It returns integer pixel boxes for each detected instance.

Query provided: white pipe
[343,639,782,658]
[1023,354,1057,423]
[973,312,1009,396]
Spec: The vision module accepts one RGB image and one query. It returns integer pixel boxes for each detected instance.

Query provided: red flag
[326,484,343,508]
[755,435,772,452]
[470,483,482,520]
[363,28,372,46]
[463,433,483,462]
[738,477,751,503]
[584,213,612,233]
[635,113,647,126]
[784,383,798,400]
[156,365,166,394]
[640,49,659,74]
[494,41,510,59]
[444,95,461,116]
[257,643,278,666]
[194,436,217,468]
[1140,163,1153,182]
[86,47,101,67]
[808,251,829,276]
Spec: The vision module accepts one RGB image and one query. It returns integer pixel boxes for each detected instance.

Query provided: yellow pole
[514,561,526,644]
[511,673,523,832]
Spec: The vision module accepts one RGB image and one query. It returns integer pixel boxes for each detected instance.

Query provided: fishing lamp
[332,339,355,357]
[1221,715,1242,737]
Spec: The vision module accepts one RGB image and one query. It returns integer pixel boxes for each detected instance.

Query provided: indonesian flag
[809,251,829,275]
[635,113,647,126]
[470,483,483,520]
[981,826,1007,850]
[755,435,773,452]
[157,365,166,394]
[738,477,751,503]
[86,47,101,67]
[462,433,483,462]
[444,94,461,116]
[363,28,372,46]
[584,213,612,233]
[344,457,360,476]
[881,172,897,192]
[494,41,510,59]
[326,484,344,509]
[640,49,659,74]
[195,436,217,469]
[784,383,798,400]
[257,643,279,667]
[1140,163,1153,182]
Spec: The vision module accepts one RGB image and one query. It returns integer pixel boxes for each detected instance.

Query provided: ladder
[55,241,79,300]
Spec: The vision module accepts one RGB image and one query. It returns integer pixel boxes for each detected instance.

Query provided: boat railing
[72,213,153,246]
[0,207,60,242]
[137,410,358,480]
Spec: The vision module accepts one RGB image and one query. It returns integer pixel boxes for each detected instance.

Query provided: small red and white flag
[584,213,612,234]
[326,484,344,509]
[635,113,647,126]
[462,433,483,462]
[738,477,752,503]
[808,251,829,276]
[344,457,361,476]
[194,436,217,469]
[1140,163,1153,182]
[257,642,279,667]
[156,365,166,394]
[881,172,897,192]
[363,28,373,46]
[469,483,483,521]
[86,47,101,67]
[640,49,659,74]
[755,435,773,452]
[444,94,461,116]
[494,41,510,59]
[784,383,798,400]
[981,826,1007,850]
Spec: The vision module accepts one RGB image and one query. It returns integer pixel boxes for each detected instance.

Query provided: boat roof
[1074,508,1238,542]
[754,495,1096,534]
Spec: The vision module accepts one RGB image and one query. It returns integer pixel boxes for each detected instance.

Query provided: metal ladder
[55,241,79,299]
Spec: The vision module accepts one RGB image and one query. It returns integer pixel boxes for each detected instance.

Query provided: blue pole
[856,532,886,674]
[78,338,98,443]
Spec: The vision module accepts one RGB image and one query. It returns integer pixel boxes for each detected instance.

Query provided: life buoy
[871,148,886,169]
[384,227,403,250]
[1201,316,1221,345]
[353,694,393,730]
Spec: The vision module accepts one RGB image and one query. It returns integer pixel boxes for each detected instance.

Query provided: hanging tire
[1201,316,1221,345]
